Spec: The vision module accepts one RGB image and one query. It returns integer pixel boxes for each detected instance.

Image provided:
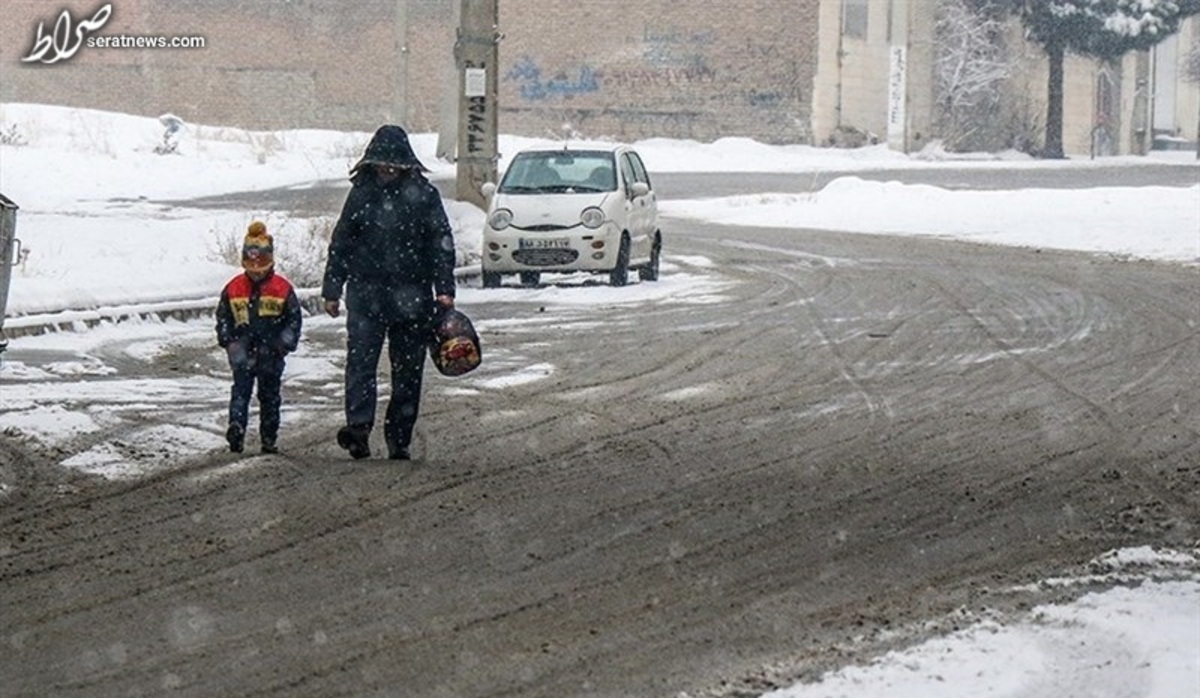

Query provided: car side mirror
[481,182,497,198]
[630,182,650,198]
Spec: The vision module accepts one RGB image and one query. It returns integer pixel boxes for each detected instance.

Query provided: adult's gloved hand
[226,340,248,366]
[324,298,340,318]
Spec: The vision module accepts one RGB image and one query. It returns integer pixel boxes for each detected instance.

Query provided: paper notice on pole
[465,68,486,97]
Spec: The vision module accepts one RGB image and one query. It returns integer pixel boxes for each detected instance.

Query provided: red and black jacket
[216,271,302,353]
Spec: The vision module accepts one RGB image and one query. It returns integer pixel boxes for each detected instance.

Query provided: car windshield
[499,151,617,194]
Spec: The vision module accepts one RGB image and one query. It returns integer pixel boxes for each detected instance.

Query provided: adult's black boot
[226,424,245,453]
[336,425,371,460]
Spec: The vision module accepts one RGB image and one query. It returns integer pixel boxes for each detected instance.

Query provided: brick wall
[1,0,820,144]
[498,1,821,144]
[0,0,431,132]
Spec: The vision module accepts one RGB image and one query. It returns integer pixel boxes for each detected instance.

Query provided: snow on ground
[1,103,1198,697]
[1,103,1197,319]
[764,546,1200,698]
[660,179,1200,262]
[767,580,1200,698]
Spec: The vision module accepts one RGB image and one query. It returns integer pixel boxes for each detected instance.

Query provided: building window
[843,0,868,39]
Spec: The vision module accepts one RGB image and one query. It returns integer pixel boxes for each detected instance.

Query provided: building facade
[815,0,1200,157]
[1,0,821,144]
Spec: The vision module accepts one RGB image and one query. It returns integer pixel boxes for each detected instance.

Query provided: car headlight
[580,206,605,229]
[488,208,513,230]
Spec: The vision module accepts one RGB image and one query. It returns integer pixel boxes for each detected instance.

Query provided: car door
[617,152,640,241]
[619,151,653,258]
[628,151,657,253]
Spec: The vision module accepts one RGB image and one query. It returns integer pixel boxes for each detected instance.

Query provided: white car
[480,144,662,287]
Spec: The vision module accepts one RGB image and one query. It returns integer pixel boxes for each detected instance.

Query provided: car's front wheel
[482,271,502,288]
[609,235,630,287]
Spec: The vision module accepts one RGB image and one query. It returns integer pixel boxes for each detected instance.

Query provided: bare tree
[934,0,1034,152]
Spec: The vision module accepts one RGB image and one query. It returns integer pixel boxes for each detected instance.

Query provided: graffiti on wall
[502,23,805,142]
[504,55,717,101]
[505,25,783,111]
[504,56,599,101]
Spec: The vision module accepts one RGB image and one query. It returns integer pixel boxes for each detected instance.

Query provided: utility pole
[454,0,499,208]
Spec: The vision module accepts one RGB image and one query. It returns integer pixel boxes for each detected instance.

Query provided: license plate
[519,237,570,249]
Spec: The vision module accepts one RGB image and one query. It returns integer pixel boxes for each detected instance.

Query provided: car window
[618,154,637,196]
[628,151,651,190]
[500,151,616,193]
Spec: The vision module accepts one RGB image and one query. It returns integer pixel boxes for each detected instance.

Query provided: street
[2,205,1198,696]
[160,160,1200,218]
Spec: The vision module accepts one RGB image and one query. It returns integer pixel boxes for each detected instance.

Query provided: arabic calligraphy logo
[22,4,113,64]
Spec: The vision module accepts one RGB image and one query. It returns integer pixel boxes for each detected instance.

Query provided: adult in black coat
[321,125,457,460]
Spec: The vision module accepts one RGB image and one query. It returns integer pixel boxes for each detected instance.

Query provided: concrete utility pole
[454,0,499,208]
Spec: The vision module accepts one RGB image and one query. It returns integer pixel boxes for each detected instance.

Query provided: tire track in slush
[924,271,1200,523]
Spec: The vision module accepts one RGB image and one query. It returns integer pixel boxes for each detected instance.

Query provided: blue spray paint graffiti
[504,56,600,101]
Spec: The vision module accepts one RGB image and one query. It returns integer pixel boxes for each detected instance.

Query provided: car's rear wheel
[519,271,541,287]
[638,234,661,282]
[609,235,630,287]
[482,271,502,288]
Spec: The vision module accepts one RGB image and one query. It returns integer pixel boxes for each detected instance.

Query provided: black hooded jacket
[321,126,456,319]
[350,124,429,174]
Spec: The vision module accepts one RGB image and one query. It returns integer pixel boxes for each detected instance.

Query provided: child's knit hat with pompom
[242,221,274,273]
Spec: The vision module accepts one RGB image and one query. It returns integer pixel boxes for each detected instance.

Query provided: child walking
[216,221,302,454]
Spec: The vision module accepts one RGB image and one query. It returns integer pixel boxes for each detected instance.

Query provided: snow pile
[766,547,1200,698]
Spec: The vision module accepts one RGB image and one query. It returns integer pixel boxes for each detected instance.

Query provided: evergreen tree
[1000,0,1200,157]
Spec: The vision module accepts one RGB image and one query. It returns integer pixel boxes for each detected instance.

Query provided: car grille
[513,249,580,266]
[518,224,571,231]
